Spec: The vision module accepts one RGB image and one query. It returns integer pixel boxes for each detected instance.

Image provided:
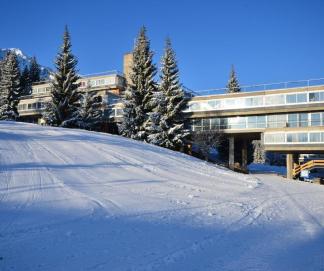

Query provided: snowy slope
[0,121,324,271]
[0,48,52,79]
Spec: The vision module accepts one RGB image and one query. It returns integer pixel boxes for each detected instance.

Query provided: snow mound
[0,121,324,271]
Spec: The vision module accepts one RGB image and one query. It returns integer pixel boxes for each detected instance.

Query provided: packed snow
[0,121,323,271]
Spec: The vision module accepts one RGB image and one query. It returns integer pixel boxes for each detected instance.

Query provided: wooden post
[286,153,294,179]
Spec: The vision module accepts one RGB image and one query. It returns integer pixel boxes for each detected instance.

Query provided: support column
[286,153,294,179]
[229,136,235,170]
[242,139,248,171]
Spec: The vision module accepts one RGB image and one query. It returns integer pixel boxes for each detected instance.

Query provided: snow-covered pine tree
[73,82,103,130]
[29,57,41,83]
[252,140,266,163]
[226,65,241,93]
[146,38,189,150]
[120,26,157,140]
[20,66,32,96]
[0,59,3,82]
[43,26,81,126]
[0,52,22,120]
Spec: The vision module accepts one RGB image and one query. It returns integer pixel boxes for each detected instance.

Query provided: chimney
[123,53,133,84]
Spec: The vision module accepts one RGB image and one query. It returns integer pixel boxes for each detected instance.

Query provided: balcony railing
[80,70,124,78]
[187,77,324,97]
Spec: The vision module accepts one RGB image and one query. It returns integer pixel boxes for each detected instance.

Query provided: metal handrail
[190,77,324,97]
[80,70,124,78]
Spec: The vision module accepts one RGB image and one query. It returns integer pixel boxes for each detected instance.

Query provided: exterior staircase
[293,160,324,178]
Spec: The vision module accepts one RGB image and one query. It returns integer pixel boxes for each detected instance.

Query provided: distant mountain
[0,48,52,80]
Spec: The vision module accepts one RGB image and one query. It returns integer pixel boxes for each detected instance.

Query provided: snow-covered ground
[0,121,324,271]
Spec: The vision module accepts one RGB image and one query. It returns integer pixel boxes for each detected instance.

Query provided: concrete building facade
[16,54,324,179]
[18,71,125,125]
[184,80,324,178]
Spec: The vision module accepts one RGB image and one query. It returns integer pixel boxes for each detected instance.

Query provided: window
[224,99,236,108]
[286,94,296,104]
[256,116,266,128]
[210,118,220,130]
[287,133,308,143]
[286,93,307,104]
[267,114,287,128]
[310,133,321,142]
[288,114,298,127]
[247,116,265,128]
[309,92,320,102]
[265,94,285,106]
[228,117,246,129]
[192,119,202,131]
[247,116,257,128]
[299,113,308,127]
[207,100,220,109]
[202,119,210,130]
[311,113,321,126]
[298,133,308,142]
[297,93,307,103]
[189,103,201,111]
[220,118,228,129]
[264,133,285,143]
[245,97,263,107]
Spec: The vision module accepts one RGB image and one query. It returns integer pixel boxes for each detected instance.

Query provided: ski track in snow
[0,121,324,271]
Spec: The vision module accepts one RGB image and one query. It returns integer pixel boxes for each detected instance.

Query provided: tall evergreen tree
[146,38,189,150]
[226,65,241,93]
[20,66,32,96]
[43,26,81,126]
[29,57,41,83]
[120,26,157,140]
[0,59,3,82]
[0,52,22,120]
[73,82,103,130]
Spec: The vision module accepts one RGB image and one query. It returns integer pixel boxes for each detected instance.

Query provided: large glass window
[286,93,307,104]
[311,113,321,126]
[207,100,221,109]
[202,119,210,130]
[256,116,266,128]
[210,118,220,130]
[299,113,308,127]
[265,94,285,106]
[287,133,308,143]
[288,114,298,127]
[297,93,307,103]
[309,92,321,102]
[286,94,296,104]
[298,133,308,142]
[310,133,321,142]
[224,99,236,108]
[228,117,246,129]
[267,114,287,128]
[247,116,257,128]
[220,118,228,129]
[245,97,263,107]
[192,119,202,131]
[264,133,285,143]
[189,103,201,111]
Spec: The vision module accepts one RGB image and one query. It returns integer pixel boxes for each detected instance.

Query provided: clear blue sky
[1,0,324,90]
